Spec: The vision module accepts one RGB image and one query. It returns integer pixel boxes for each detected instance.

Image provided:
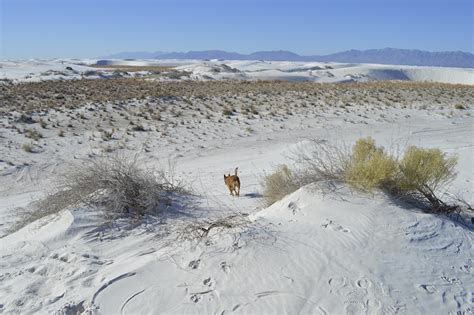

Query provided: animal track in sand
[203,277,213,287]
[440,275,462,285]
[189,289,214,303]
[321,219,350,233]
[188,259,201,270]
[328,276,348,294]
[190,294,201,303]
[220,261,231,273]
[356,278,373,289]
[287,201,299,215]
[328,276,384,313]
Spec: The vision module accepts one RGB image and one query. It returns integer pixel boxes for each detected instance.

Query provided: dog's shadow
[243,192,263,198]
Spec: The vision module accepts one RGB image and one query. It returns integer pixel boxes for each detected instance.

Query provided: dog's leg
[228,186,234,196]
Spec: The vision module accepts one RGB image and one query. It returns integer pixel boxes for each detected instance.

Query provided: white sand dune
[176,60,474,84]
[4,182,471,313]
[1,105,473,313]
[0,62,473,314]
[1,59,473,84]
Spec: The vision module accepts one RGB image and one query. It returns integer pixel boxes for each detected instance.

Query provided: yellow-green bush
[345,137,397,191]
[398,146,457,209]
[263,164,298,206]
[262,138,458,212]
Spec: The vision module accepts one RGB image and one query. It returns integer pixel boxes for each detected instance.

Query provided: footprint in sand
[328,276,349,296]
[188,259,201,270]
[189,289,214,303]
[190,294,201,303]
[440,275,461,285]
[321,219,350,233]
[203,277,214,287]
[328,276,347,288]
[356,278,373,289]
[220,262,231,273]
[328,276,383,314]
[288,201,299,215]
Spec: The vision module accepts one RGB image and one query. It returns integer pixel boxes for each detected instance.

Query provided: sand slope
[1,59,473,84]
[0,66,473,313]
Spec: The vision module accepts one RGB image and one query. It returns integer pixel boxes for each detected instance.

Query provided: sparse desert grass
[262,165,299,206]
[24,128,43,141]
[222,107,234,116]
[9,155,187,233]
[1,79,472,115]
[2,78,472,212]
[100,128,115,141]
[21,143,36,153]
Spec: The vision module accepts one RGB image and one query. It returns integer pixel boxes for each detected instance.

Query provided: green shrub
[345,137,397,191]
[24,128,43,141]
[22,143,35,153]
[398,146,457,210]
[263,164,298,206]
[222,107,233,116]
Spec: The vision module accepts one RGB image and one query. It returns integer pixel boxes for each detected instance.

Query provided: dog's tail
[235,167,239,176]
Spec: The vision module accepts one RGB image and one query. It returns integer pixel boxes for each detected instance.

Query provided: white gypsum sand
[0,69,473,314]
[1,58,474,84]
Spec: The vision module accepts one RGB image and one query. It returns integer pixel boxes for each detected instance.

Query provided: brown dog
[224,167,240,196]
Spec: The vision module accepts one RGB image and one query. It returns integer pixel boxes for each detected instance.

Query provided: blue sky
[1,0,472,59]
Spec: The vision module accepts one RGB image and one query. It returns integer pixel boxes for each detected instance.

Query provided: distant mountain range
[102,48,474,68]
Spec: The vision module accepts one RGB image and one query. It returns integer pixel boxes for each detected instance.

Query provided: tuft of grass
[101,128,115,141]
[39,119,48,129]
[132,123,148,132]
[263,164,299,206]
[24,128,43,141]
[222,107,234,116]
[22,143,35,153]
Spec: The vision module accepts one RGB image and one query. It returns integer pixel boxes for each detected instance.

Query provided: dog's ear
[224,174,226,179]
